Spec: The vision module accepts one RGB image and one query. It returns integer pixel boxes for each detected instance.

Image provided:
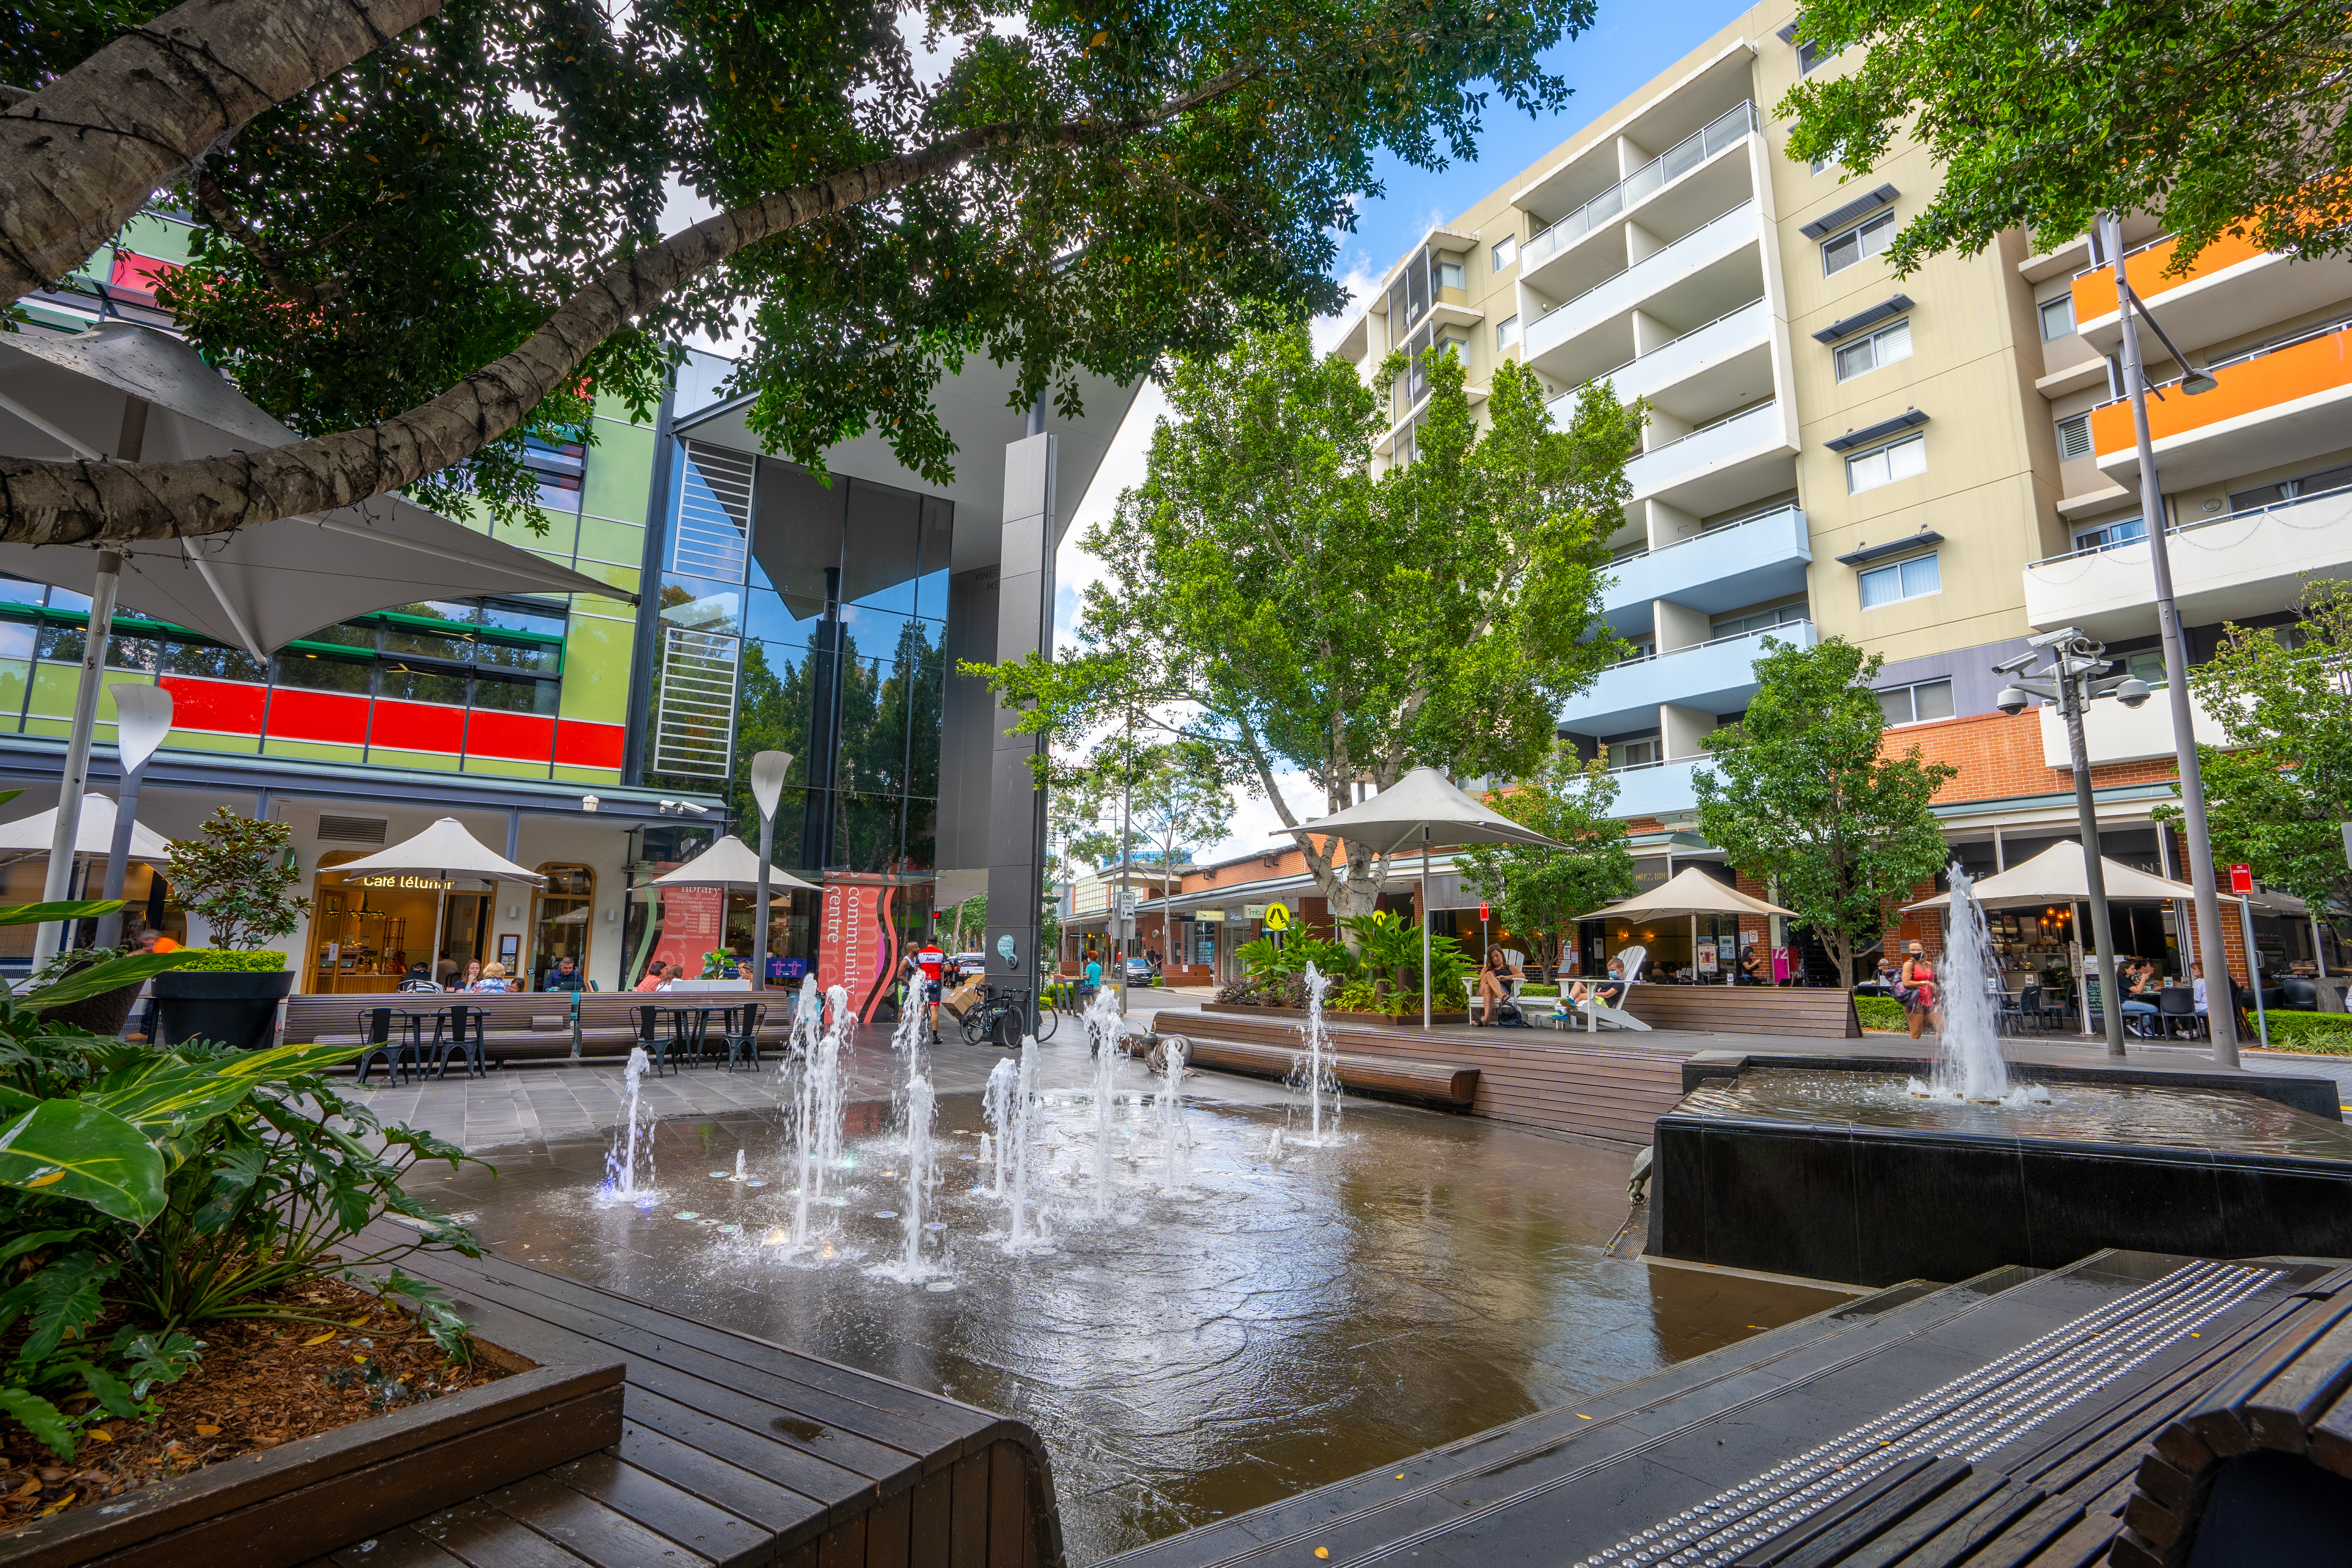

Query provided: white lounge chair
[1465,948,1528,1022]
[1575,946,1650,1032]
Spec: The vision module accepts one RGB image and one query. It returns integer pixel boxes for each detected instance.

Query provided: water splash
[734,1149,745,1182]
[1003,1034,1051,1254]
[1084,986,1128,1216]
[1156,1037,1191,1193]
[600,1046,655,1202]
[871,1067,943,1283]
[782,978,851,1251]
[1291,963,1343,1146]
[1914,864,2022,1104]
[982,1057,1017,1197]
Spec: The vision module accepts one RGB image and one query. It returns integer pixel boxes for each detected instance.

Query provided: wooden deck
[1621,983,1863,1038]
[1164,1010,1688,1146]
[312,1222,1063,1568]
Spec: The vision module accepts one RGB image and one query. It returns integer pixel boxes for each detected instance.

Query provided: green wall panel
[162,731,262,755]
[557,616,633,723]
[365,748,462,773]
[569,560,641,596]
[552,765,624,786]
[583,421,655,526]
[461,756,553,780]
[576,514,644,568]
[264,738,366,764]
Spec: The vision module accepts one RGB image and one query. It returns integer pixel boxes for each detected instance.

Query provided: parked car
[1125,956,1157,985]
[952,952,987,979]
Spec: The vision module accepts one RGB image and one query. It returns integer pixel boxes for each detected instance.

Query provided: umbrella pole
[753,812,776,993]
[1422,833,1432,1032]
[92,757,147,950]
[32,552,122,970]
[430,871,450,990]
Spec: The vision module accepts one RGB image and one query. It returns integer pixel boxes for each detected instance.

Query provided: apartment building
[1317,1,2352,982]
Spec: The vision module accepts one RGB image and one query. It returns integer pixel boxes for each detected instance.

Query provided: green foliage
[1776,0,2352,278]
[166,809,312,952]
[2254,1011,2352,1055]
[2155,582,2352,942]
[1693,636,1957,986]
[168,949,291,972]
[1340,909,1472,1009]
[11,0,1598,524]
[978,326,1637,927]
[1856,995,1906,1032]
[1456,749,1638,968]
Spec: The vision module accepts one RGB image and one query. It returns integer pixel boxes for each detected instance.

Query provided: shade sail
[1278,767,1564,855]
[330,817,545,886]
[1578,865,1795,922]
[1902,839,2197,911]
[0,794,172,860]
[0,323,634,659]
[651,834,819,893]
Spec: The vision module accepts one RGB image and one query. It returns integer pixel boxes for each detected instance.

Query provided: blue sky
[1055,0,1752,862]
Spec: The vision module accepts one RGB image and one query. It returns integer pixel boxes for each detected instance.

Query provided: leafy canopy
[980,324,1637,924]
[1778,0,2352,278]
[1693,635,1956,985]
[7,0,1596,529]
[2155,580,2352,932]
[1455,749,1637,965]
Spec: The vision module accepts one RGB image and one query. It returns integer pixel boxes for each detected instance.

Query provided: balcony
[1604,757,1703,821]
[1518,103,1761,287]
[2036,689,2227,769]
[1621,399,1797,515]
[1599,504,1810,636]
[1562,298,1773,421]
[2023,483,2352,640]
[2086,320,2352,490]
[1559,619,1818,738]
[1522,201,1765,380]
[2070,230,2352,358]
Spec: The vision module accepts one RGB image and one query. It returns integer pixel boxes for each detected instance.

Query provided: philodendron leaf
[0,900,121,930]
[0,1101,166,1224]
[0,1387,77,1459]
[17,951,201,1012]
[90,1043,360,1133]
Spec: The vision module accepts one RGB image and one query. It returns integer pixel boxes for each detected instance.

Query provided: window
[2122,649,2168,686]
[1437,258,1467,291]
[1858,552,1941,608]
[2057,413,2092,461]
[1607,736,1661,769]
[1847,433,1926,493]
[1491,235,1517,272]
[1876,679,1955,726]
[2072,518,2144,553]
[2230,461,2352,514]
[1496,315,1520,352]
[1833,317,1912,381]
[472,672,559,714]
[376,664,469,705]
[1810,156,1835,175]
[522,437,585,515]
[274,650,373,693]
[1712,600,1811,639]
[1797,38,1839,73]
[2039,296,2076,341]
[529,864,594,990]
[1823,210,1896,275]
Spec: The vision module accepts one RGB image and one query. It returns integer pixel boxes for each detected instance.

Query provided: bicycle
[960,985,1057,1046]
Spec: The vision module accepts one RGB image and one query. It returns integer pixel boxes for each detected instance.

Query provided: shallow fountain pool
[419,1083,1847,1562]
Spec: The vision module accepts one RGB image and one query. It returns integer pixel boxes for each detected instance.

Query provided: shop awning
[1902,839,2197,911]
[650,835,818,892]
[330,817,546,887]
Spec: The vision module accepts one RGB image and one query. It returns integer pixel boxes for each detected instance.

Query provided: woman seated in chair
[1473,946,1523,1026]
[1569,957,1628,1009]
[2119,957,2163,1035]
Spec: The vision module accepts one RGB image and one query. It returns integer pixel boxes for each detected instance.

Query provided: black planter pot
[152,970,295,1050]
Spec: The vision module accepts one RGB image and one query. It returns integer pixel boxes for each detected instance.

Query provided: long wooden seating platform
[1170,1007,1687,1146]
[284,993,797,1070]
[1621,982,1863,1037]
[315,1219,1062,1568]
[1152,1026,1478,1108]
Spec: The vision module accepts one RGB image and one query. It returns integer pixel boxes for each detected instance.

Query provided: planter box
[0,1345,623,1568]
[1202,1002,1472,1027]
[152,969,296,1051]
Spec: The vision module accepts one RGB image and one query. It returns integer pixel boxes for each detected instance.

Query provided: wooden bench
[284,994,581,1069]
[1622,983,1863,1039]
[1150,1019,1478,1108]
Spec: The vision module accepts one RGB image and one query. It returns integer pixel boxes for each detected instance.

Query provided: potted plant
[154,809,311,1049]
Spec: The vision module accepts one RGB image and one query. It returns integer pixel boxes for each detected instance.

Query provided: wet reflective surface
[421,1083,1847,1562]
[1680,1068,2352,1159]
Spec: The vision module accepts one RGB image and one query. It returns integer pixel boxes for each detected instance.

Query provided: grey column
[983,428,1056,1029]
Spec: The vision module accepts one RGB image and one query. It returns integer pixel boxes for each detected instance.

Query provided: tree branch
[189,169,347,306]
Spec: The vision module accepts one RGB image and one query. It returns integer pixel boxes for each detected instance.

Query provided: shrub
[168,948,288,972]
[2252,1010,2352,1055]
[1856,995,1906,1032]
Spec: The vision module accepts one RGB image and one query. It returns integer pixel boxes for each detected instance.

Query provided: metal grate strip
[651,625,740,777]
[674,441,754,585]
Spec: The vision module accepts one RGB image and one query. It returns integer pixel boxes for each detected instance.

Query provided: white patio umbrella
[0,793,173,861]
[1576,866,1796,986]
[1281,767,1564,1028]
[328,818,545,986]
[651,834,820,893]
[0,322,635,966]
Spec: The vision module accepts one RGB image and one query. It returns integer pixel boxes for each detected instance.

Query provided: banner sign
[819,874,902,1022]
[650,885,724,976]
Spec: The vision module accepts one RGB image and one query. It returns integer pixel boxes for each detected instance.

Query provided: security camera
[2114,677,2153,710]
[2027,625,2085,650]
[1996,685,2032,717]
[1991,650,2038,675]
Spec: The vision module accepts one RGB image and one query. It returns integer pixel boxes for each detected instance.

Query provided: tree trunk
[1,0,450,303]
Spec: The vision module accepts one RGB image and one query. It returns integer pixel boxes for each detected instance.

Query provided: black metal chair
[720,1002,766,1070]
[2157,985,2203,1040]
[353,1007,409,1087]
[432,1004,487,1079]
[1992,986,2026,1037]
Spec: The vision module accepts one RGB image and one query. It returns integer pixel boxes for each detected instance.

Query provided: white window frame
[1833,317,1913,382]
[1496,315,1520,352]
[2056,412,2092,460]
[1876,678,1955,726]
[1491,235,1517,272]
[1797,38,1839,74]
[1846,432,1927,494]
[1858,552,1941,609]
[2071,517,2144,554]
[2039,295,2076,341]
[1822,210,1897,276]
[1438,258,1467,291]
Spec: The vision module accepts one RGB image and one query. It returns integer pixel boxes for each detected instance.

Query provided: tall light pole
[748,750,793,993]
[1996,627,2155,1055]
[92,684,173,950]
[2101,215,2240,1066]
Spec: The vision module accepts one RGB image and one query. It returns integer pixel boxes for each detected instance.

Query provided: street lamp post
[2100,215,2240,1066]
[748,750,793,993]
[92,684,174,951]
[1997,628,2155,1055]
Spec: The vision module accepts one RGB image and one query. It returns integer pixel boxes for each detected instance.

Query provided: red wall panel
[553,719,624,769]
[265,688,368,745]
[157,676,265,735]
[464,708,556,763]
[369,698,465,755]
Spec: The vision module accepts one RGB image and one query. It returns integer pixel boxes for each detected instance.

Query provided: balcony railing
[1521,102,1760,272]
[1526,202,1761,361]
[2029,481,2352,568]
[2086,318,2352,455]
[1558,298,1771,410]
[1623,400,1782,493]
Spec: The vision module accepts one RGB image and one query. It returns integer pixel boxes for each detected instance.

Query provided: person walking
[1897,941,1939,1040]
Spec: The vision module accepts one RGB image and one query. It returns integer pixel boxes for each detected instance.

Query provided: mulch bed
[0,1273,511,1534]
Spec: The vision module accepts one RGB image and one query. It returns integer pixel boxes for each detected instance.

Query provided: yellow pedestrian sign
[1264,902,1291,931]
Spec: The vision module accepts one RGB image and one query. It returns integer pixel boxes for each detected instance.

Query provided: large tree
[982,324,1638,925]
[1455,747,1636,973]
[1692,635,1956,986]
[1778,0,2352,278]
[2,0,1592,541]
[2155,581,2352,941]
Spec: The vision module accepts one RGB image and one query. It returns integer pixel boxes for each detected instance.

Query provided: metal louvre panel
[651,625,740,777]
[675,441,754,585]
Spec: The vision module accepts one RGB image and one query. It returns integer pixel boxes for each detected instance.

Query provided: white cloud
[1195,767,1323,865]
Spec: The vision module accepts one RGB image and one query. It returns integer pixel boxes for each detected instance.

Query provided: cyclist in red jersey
[913,940,947,1038]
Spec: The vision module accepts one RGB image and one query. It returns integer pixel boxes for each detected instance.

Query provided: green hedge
[1856,995,1906,1032]
[1520,985,1559,998]
[169,948,288,972]
[2251,1010,2352,1055]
